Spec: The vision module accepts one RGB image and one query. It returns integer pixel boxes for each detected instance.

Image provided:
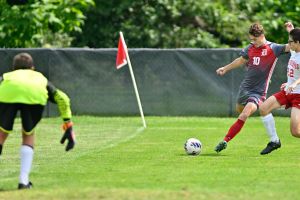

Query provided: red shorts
[273,90,300,109]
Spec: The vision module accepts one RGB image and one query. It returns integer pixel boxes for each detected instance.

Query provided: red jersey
[239,41,286,99]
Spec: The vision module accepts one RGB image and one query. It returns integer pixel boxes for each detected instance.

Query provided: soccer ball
[184,138,202,155]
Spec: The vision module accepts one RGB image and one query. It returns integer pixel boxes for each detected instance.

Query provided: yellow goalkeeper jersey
[0,69,48,105]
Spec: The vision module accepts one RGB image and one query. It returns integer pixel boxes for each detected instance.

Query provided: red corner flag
[116,32,128,69]
[115,32,147,128]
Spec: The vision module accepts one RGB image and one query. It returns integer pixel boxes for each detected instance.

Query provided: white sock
[19,145,34,185]
[261,113,279,143]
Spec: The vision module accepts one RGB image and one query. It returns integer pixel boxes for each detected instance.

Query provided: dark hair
[12,53,34,70]
[249,23,264,37]
[289,28,300,43]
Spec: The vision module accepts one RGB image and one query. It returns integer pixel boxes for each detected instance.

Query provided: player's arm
[47,81,75,151]
[47,81,72,121]
[286,78,300,94]
[280,82,287,91]
[284,22,295,52]
[216,56,247,76]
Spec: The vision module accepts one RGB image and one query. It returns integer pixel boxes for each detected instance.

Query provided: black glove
[60,121,75,151]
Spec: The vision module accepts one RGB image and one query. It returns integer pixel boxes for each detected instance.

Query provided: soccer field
[0,116,300,200]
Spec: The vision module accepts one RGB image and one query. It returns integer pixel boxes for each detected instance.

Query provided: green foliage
[74,0,228,48]
[252,0,300,44]
[1,0,300,48]
[0,0,94,47]
[73,0,300,48]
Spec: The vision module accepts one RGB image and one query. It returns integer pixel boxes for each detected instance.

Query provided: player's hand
[285,22,294,33]
[280,83,287,91]
[286,83,297,94]
[216,67,227,76]
[60,121,75,151]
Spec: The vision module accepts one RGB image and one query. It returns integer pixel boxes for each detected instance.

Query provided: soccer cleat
[260,140,281,155]
[215,141,227,153]
[18,181,33,190]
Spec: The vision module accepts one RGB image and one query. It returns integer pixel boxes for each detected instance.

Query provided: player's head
[289,28,300,52]
[248,23,265,47]
[249,23,264,37]
[12,53,34,70]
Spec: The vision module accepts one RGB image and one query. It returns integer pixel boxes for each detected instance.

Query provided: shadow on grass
[0,188,18,192]
[179,153,226,157]
[200,153,227,157]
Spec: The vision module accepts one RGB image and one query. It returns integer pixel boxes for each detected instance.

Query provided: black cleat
[215,141,227,153]
[260,140,281,155]
[18,181,33,190]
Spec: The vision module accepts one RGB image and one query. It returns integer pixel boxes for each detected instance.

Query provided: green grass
[1,116,300,200]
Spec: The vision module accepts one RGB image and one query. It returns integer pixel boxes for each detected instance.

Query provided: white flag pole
[120,32,147,128]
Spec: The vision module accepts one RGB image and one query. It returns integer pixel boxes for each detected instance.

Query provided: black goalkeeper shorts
[0,103,44,134]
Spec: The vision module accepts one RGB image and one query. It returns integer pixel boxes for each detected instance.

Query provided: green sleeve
[53,89,72,120]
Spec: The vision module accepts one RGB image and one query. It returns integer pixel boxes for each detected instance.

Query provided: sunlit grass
[0,116,299,200]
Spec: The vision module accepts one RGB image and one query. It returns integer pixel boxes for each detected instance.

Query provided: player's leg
[226,102,257,141]
[290,107,300,138]
[260,96,282,116]
[259,93,284,155]
[0,130,8,157]
[0,103,19,157]
[215,102,257,153]
[19,133,34,189]
[18,104,44,189]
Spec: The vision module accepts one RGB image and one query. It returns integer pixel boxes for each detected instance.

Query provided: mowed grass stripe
[1,116,300,200]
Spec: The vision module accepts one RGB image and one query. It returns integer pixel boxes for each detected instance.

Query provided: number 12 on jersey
[287,68,294,78]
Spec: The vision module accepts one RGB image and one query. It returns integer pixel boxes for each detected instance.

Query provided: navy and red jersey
[239,41,286,99]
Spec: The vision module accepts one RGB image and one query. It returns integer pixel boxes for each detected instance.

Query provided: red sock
[224,119,245,142]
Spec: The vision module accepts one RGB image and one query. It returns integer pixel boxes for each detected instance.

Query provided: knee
[22,133,35,147]
[259,105,268,116]
[238,113,248,121]
[291,128,300,138]
[0,131,8,144]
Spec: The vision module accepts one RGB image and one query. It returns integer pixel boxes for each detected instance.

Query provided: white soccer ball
[184,138,202,155]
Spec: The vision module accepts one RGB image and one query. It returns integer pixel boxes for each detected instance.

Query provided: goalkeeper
[0,53,75,189]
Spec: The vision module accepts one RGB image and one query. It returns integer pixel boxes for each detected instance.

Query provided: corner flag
[115,32,147,128]
[116,34,128,69]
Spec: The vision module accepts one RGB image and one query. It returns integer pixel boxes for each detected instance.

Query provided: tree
[0,0,94,47]
[73,0,253,48]
[73,0,229,48]
[249,0,300,45]
[73,0,300,48]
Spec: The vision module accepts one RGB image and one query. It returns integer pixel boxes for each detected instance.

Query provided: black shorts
[0,103,44,134]
[236,89,264,108]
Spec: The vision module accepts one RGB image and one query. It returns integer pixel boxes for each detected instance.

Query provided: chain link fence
[0,48,290,117]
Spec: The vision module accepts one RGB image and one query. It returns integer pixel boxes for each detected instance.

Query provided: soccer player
[214,22,293,154]
[0,53,76,189]
[259,28,300,150]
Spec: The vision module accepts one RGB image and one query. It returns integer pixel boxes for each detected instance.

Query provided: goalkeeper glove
[61,121,75,151]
